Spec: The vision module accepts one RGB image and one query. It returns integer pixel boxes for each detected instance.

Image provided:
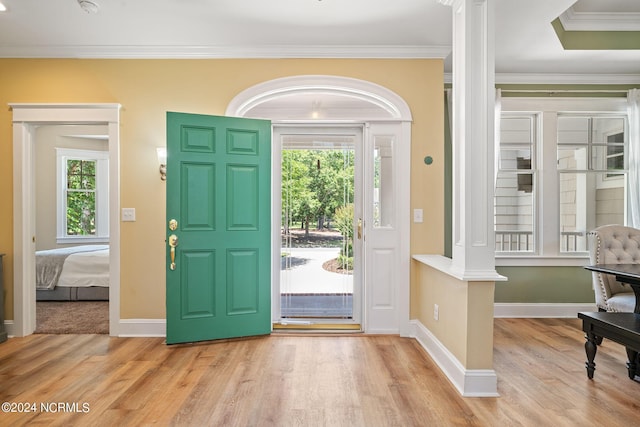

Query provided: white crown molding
[559,7,640,31]
[0,44,452,59]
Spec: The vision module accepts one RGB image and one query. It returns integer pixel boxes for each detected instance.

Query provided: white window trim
[495,112,539,255]
[496,97,628,266]
[56,148,109,244]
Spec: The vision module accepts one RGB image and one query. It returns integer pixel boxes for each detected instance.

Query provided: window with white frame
[496,97,628,264]
[557,114,627,253]
[56,148,109,243]
[495,114,537,252]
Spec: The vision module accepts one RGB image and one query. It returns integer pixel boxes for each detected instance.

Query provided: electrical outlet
[434,303,439,321]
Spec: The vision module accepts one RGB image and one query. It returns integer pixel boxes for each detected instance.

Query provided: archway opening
[227,76,412,334]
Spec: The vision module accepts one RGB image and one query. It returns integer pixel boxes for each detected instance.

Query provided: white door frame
[273,125,364,326]
[226,75,412,335]
[10,103,121,337]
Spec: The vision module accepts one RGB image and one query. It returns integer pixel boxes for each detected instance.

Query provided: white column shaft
[448,0,496,275]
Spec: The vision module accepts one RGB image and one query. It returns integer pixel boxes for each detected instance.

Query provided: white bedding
[57,248,110,288]
[36,245,110,290]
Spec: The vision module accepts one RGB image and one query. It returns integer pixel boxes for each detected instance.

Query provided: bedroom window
[57,148,109,244]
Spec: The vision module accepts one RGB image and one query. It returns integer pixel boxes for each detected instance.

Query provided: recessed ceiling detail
[553,0,640,50]
[552,18,640,50]
[559,0,640,31]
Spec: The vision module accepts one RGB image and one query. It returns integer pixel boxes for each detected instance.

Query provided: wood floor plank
[1,319,640,426]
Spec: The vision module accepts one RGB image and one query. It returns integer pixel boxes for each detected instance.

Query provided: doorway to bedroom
[33,124,110,334]
[12,104,120,338]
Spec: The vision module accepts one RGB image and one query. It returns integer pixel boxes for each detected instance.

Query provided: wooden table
[578,311,640,379]
[580,263,640,379]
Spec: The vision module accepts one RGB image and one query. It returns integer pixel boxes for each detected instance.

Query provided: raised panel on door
[181,162,216,230]
[166,112,271,344]
[180,250,216,319]
[227,249,260,315]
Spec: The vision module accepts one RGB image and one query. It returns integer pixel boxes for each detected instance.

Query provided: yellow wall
[0,58,444,320]
[412,260,494,369]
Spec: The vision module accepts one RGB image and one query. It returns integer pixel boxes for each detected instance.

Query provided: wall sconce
[157,147,167,181]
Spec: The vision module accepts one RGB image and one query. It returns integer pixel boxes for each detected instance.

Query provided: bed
[36,245,110,301]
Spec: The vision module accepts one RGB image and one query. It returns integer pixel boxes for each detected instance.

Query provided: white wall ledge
[413,254,507,282]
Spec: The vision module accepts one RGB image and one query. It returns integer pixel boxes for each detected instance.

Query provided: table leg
[585,331,598,379]
[626,347,638,379]
[629,282,640,378]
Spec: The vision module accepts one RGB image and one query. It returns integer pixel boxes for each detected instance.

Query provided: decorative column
[441,0,498,277]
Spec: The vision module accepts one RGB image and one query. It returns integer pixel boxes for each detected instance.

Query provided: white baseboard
[118,319,166,337]
[5,304,594,340]
[2,319,166,338]
[4,319,167,338]
[494,303,596,318]
[4,320,15,337]
[409,320,499,397]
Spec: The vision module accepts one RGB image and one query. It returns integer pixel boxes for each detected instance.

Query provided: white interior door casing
[10,104,121,337]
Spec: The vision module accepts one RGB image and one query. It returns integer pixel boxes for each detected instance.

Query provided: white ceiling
[0,0,638,83]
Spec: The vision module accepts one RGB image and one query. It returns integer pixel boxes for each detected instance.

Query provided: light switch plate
[413,208,423,223]
[121,208,136,222]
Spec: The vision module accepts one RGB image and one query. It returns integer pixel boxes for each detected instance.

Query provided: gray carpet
[35,301,109,334]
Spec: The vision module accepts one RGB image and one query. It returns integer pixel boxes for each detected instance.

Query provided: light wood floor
[1,318,639,426]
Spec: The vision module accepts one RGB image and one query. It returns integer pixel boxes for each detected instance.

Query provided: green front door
[165,112,271,344]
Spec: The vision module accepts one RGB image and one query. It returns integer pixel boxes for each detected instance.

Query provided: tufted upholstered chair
[587,224,640,312]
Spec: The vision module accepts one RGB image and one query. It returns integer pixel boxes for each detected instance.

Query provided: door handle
[169,234,178,270]
[357,218,362,240]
